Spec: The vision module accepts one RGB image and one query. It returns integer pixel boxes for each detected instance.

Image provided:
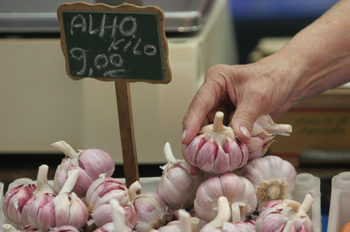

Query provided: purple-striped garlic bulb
[242,155,297,208]
[2,182,36,225]
[52,141,115,197]
[194,173,257,222]
[157,142,205,210]
[152,209,199,232]
[255,194,314,232]
[21,170,88,231]
[184,111,249,174]
[93,199,133,232]
[2,224,81,232]
[134,192,168,232]
[50,225,81,232]
[86,177,141,228]
[247,114,292,160]
[200,196,256,232]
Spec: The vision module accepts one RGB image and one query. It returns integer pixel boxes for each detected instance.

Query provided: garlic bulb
[85,174,129,213]
[134,192,167,232]
[21,170,89,231]
[194,173,257,222]
[200,196,256,232]
[221,221,256,232]
[157,142,205,210]
[88,180,141,228]
[241,155,297,207]
[92,199,133,232]
[248,114,292,160]
[52,141,115,197]
[155,209,198,232]
[2,183,36,225]
[50,225,80,232]
[184,111,249,174]
[200,196,231,232]
[255,194,314,232]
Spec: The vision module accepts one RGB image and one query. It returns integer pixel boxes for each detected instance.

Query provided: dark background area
[230,0,338,64]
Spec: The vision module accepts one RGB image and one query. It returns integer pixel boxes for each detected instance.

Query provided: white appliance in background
[0,0,238,163]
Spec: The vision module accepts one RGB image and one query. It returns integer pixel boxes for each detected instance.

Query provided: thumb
[230,102,263,144]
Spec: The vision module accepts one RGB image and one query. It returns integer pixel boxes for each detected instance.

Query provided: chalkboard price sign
[57,3,171,84]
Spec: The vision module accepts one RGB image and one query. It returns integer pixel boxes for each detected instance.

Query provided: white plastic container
[327,171,350,232]
[293,173,322,232]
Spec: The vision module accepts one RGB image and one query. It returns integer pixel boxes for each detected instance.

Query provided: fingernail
[239,126,251,140]
[182,130,187,142]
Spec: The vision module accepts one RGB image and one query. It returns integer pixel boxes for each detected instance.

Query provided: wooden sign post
[57,3,171,188]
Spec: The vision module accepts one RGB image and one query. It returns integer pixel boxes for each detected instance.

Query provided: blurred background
[0,1,346,231]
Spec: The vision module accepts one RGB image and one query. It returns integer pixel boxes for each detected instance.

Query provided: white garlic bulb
[155,209,198,232]
[194,173,257,222]
[248,114,292,161]
[21,170,89,231]
[157,142,205,210]
[86,178,141,229]
[52,141,115,197]
[184,112,249,174]
[255,194,314,232]
[92,199,133,232]
[241,155,297,207]
[2,183,36,225]
[134,192,167,232]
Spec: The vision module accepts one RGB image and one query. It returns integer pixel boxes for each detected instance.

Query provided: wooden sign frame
[57,3,172,188]
[57,2,171,84]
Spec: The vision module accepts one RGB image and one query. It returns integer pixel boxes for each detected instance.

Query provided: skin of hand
[182,0,350,168]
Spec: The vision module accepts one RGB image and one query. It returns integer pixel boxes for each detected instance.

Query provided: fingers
[230,98,264,144]
[182,66,228,145]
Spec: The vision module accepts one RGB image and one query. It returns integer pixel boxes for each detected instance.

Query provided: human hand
[182,53,299,147]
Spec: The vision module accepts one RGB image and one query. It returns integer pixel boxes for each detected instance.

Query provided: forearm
[277,0,350,101]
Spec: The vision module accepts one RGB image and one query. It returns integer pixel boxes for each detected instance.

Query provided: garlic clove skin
[50,225,81,232]
[92,204,138,229]
[222,220,256,232]
[242,155,297,207]
[21,193,56,230]
[134,192,167,232]
[2,184,36,225]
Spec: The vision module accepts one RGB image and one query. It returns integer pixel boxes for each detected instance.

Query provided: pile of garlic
[154,112,313,232]
[1,112,314,232]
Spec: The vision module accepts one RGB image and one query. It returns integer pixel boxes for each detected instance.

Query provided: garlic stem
[179,209,192,232]
[191,217,200,232]
[2,224,21,232]
[282,220,294,232]
[282,199,300,212]
[51,141,79,165]
[58,170,79,195]
[35,164,55,195]
[300,194,314,213]
[163,142,177,164]
[200,196,231,232]
[266,124,292,135]
[213,112,225,132]
[110,199,126,232]
[231,202,242,223]
[128,181,141,203]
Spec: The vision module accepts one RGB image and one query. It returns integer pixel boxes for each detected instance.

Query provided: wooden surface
[115,81,139,188]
